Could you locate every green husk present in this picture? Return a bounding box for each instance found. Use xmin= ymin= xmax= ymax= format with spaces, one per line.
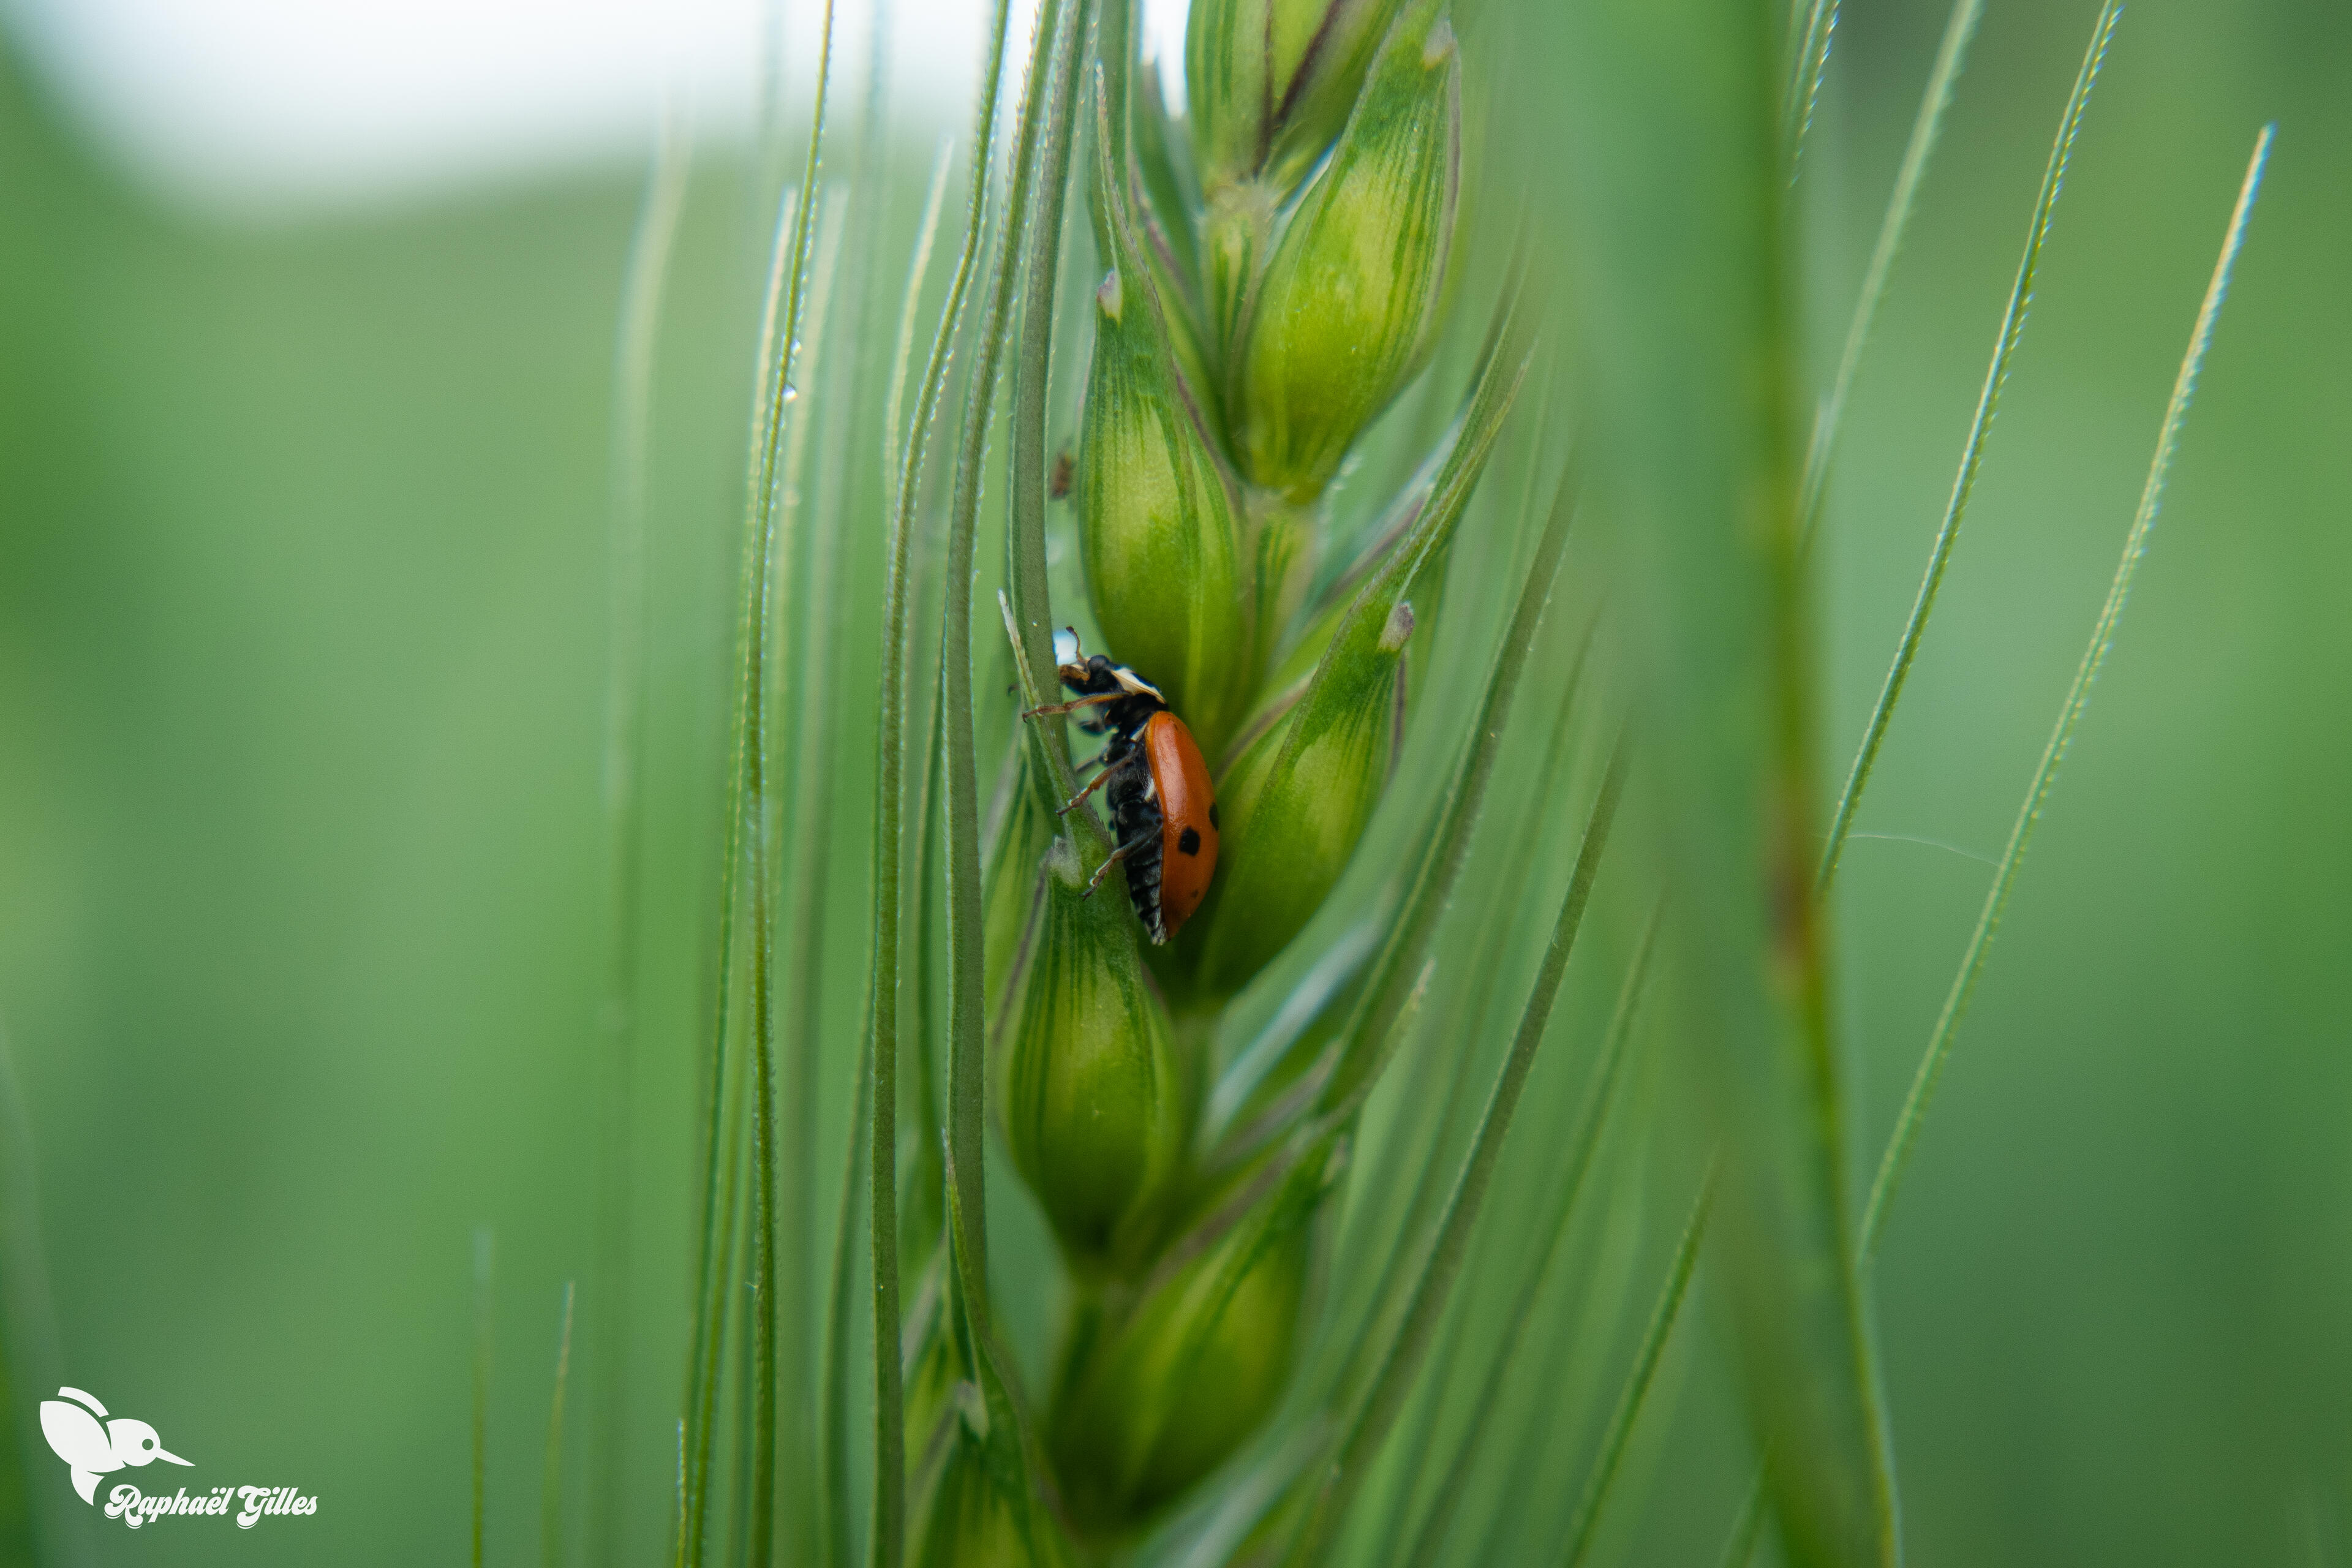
xmin=1179 ymin=289 xmax=1531 ymax=1006
xmin=1230 ymin=0 xmax=1461 ymax=503
xmin=1002 ymin=839 xmax=1187 ymax=1270
xmin=1077 ymin=74 xmax=1256 ymax=756
xmin=1048 ymin=1151 xmax=1327 ymax=1536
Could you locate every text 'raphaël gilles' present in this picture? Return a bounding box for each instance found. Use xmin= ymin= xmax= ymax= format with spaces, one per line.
xmin=105 ymin=1483 xmax=320 ymax=1529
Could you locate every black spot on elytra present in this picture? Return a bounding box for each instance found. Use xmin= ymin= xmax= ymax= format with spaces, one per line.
xmin=1178 ymin=826 xmax=1202 ymax=856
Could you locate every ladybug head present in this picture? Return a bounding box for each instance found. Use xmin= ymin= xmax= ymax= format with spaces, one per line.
xmin=1054 ymin=633 xmax=1164 ymax=707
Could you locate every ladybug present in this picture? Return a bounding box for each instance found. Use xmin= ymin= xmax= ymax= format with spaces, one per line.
xmin=1025 ymin=635 xmax=1219 ymax=943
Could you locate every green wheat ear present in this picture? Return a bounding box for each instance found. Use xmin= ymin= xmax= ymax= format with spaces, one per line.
xmin=564 ymin=0 xmax=2283 ymax=1564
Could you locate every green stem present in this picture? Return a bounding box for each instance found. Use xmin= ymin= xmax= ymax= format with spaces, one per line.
xmin=1700 ymin=124 xmax=2271 ymax=1564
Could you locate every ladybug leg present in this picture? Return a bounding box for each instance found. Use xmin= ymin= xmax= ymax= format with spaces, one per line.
xmin=1082 ymin=830 xmax=1156 ymax=898
xmin=1023 ymin=692 xmax=1124 ymax=720
xmin=1056 ymin=750 xmax=1139 ymax=816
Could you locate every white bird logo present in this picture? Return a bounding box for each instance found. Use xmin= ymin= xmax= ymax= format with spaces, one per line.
xmin=38 ymin=1387 xmax=191 ymax=1504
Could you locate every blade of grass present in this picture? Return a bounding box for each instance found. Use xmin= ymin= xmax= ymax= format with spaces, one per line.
xmin=1308 ymin=379 xmax=1550 ymax=1117
xmin=1316 ymin=647 xmax=1611 ymax=1374
xmin=1784 ymin=0 xmax=1837 ymax=175
xmin=674 ymin=1419 xmax=688 ymax=1564
xmin=543 ymin=1283 xmax=577 ymax=1568
xmin=680 ymin=183 xmax=796 ymax=1568
xmin=853 ymin=116 xmax=970 ymax=1568
xmin=726 ymin=1254 xmax=758 ymax=1568
xmin=684 ymin=0 xmax=839 ymax=1548
xmin=1359 ymin=888 xmax=1577 ymax=1568
xmin=921 ymin=5 xmax=1085 ymax=1540
xmin=908 ymin=680 xmax=951 ymax=1259
xmin=1860 ymin=123 xmax=2275 ymax=1257
xmin=775 ymin=190 xmax=854 ymax=1568
xmin=938 ymin=1134 xmax=1063 ymax=1562
xmin=684 ymin=980 xmax=755 ymax=1564
xmin=1798 ymin=0 xmax=1983 ymax=556
xmin=1556 ymin=1170 xmax=1716 ymax=1568
xmin=1209 ymin=440 xmax=1569 ymax=1234
xmin=1003 ymin=0 xmax=1104 ymax=813
xmin=1362 ymin=1267 xmax=1477 ymax=1568
xmin=1316 ymin=620 xmax=1607 ymax=1421
xmin=1284 ymin=736 xmax=1628 ymax=1564
xmin=796 ymin=20 xmax=903 ymax=1537
xmin=1205 ymin=911 xmax=1383 ymax=1144
xmin=1455 ymin=1158 xmax=1650 ymax=1566
xmin=1719 ymin=1473 xmax=1771 ymax=1568
xmin=1398 ymin=904 xmax=1663 ymax=1568
xmin=942 ymin=0 xmax=1069 ymax=1350
xmin=899 ymin=26 xmax=1015 ymax=1306
xmin=750 ymin=15 xmax=840 ymax=1566
xmin=823 ymin=1012 xmax=873 ymax=1568
xmin=592 ymin=97 xmax=688 ymax=1568
xmin=884 ymin=145 xmax=958 ymax=525
xmin=1259 ymin=480 xmax=1588 ymax=1430
xmin=473 ymin=1227 xmax=493 ymax=1568
xmin=1817 ymin=2 xmax=2120 ymax=895
xmin=1319 ymin=951 xmax=1486 ymax=1410
xmin=1164 ymin=1421 xmax=1327 ymax=1568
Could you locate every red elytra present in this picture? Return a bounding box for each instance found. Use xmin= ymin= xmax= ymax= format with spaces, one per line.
xmin=1140 ymin=710 xmax=1218 ymax=934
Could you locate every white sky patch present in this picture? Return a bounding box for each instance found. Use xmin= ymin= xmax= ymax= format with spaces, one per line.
xmin=1144 ymin=0 xmax=1188 ymax=111
xmin=2 ymin=0 xmax=1195 ymax=221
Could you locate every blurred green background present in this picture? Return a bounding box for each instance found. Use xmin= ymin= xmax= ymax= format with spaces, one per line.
xmin=1 ymin=1 xmax=2345 ymax=1563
